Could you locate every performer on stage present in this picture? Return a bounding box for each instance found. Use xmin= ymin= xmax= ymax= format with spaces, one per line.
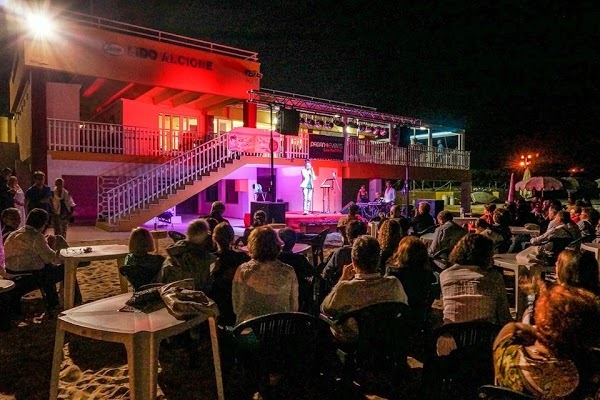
xmin=300 ymin=160 xmax=316 ymax=215
xmin=356 ymin=184 xmax=369 ymax=203
xmin=384 ymin=180 xmax=396 ymax=204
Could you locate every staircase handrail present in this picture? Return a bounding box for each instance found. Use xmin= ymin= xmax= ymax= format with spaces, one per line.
xmin=102 ymin=133 xmax=232 ymax=225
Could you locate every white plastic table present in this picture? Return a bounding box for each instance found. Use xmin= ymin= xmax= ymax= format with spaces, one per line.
xmin=493 ymin=253 xmax=554 ymax=320
xmin=509 ymin=226 xmax=540 ymax=237
xmin=60 ymin=244 xmax=130 ymax=309
xmin=49 ymin=293 xmax=224 ymax=400
xmin=581 ymin=242 xmax=600 ymax=269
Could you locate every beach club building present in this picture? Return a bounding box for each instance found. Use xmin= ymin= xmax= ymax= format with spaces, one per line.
xmin=4 ymin=9 xmax=471 ymax=231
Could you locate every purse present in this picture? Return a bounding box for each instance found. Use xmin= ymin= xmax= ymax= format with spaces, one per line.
xmin=159 ymin=278 xmax=219 ymax=320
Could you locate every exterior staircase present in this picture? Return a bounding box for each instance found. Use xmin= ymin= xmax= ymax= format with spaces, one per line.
xmin=96 ymin=133 xmax=243 ymax=231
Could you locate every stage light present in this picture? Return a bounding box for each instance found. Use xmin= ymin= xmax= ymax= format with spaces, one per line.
xmin=333 ymin=118 xmax=344 ymax=127
xmin=315 ymin=120 xmax=324 ymax=128
xmin=299 ymin=117 xmax=306 ymax=124
xmin=347 ymin=120 xmax=358 ymax=129
xmin=307 ymin=118 xmax=315 ymax=126
xmin=365 ymin=126 xmax=373 ymax=134
xmin=325 ymin=121 xmax=334 ymax=130
xmin=27 ymin=13 xmax=55 ymax=38
xmin=358 ymin=125 xmax=366 ymax=133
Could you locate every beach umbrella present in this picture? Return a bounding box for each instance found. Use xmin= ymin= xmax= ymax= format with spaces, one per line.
xmin=515 ymin=176 xmax=563 ymax=191
xmin=507 ymin=172 xmax=515 ymax=202
xmin=560 ymin=177 xmax=580 ymax=191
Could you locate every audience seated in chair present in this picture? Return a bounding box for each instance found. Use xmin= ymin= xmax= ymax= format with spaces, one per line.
xmin=120 ymin=227 xmax=165 ymax=291
xmin=158 ymin=218 xmax=216 ymax=293
xmin=411 ymin=202 xmax=436 ymax=235
xmin=440 ymin=234 xmax=512 ymax=325
xmin=493 ymin=285 xmax=600 ymax=399
xmin=429 ymin=210 xmax=467 ymax=262
xmin=321 ymin=219 xmax=367 ymax=295
xmin=321 ymin=235 xmax=407 ymax=343
xmin=235 ymin=210 xmax=267 ymax=247
xmin=1 ymin=208 xmax=21 ymax=243
xmin=277 ymin=227 xmax=317 ymax=314
xmin=3 ymin=208 xmax=81 ymax=313
xmin=336 ymin=204 xmax=363 ymax=243
xmin=377 ymin=219 xmax=403 ymax=272
xmin=201 ymin=201 xmax=229 ymax=225
xmin=232 ymin=226 xmax=298 ymax=325
xmin=208 ymin=222 xmax=249 ymax=327
xmin=530 ymin=210 xmax=581 ymax=250
xmin=386 ymin=236 xmax=438 ymax=330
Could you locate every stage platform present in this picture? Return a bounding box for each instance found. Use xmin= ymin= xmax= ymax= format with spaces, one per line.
xmin=244 ymin=211 xmax=345 ymax=233
xmin=285 ymin=211 xmax=345 ymax=233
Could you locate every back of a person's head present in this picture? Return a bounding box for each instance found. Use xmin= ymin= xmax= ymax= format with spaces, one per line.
xmin=352 ymin=235 xmax=380 ymax=273
xmin=557 ymin=210 xmax=571 ymax=224
xmin=349 ymin=204 xmax=360 ymax=216
xmin=493 ymin=208 xmax=510 ymax=226
xmin=535 ymin=285 xmax=600 ymax=358
xmin=549 ymin=199 xmax=562 ymax=209
xmin=129 ymin=227 xmax=154 ymax=254
xmin=205 ymin=217 xmax=219 ymax=232
xmin=419 ymin=202 xmax=431 ymax=214
xmin=248 ymin=226 xmax=281 ymax=261
xmin=484 ymin=203 xmax=497 ymax=213
xmin=391 ymin=205 xmax=402 ymax=218
xmin=26 ymin=208 xmax=49 ymax=230
xmin=437 ymin=210 xmax=453 ymax=223
xmin=346 ymin=219 xmax=367 ymax=242
xmin=449 ymin=233 xmax=493 ymax=268
xmin=378 ymin=219 xmax=402 ymax=252
xmin=556 ymin=249 xmax=599 ymax=293
xmin=392 ymin=235 xmax=429 ymax=270
xmin=474 ymin=218 xmax=490 ymax=231
xmin=211 ymin=201 xmax=225 ymax=215
xmin=213 ymin=222 xmax=234 ymax=250
xmin=1 ymin=207 xmax=20 ymax=226
xmin=253 ymin=210 xmax=267 ymax=226
xmin=278 ymin=227 xmax=297 ymax=252
xmin=187 ymin=219 xmax=210 ymax=244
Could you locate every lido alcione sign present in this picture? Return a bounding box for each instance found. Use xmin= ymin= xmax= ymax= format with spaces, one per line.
xmin=103 ymin=42 xmax=214 ymax=71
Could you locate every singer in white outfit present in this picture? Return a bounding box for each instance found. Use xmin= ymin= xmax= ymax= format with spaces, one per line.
xmin=300 ymin=160 xmax=316 ymax=215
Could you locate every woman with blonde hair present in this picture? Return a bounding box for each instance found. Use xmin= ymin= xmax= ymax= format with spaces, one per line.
xmin=121 ymin=227 xmax=165 ymax=289
xmin=377 ymin=218 xmax=403 ymax=271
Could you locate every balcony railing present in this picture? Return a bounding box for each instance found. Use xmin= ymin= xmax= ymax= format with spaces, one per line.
xmin=48 ymin=118 xmax=469 ymax=170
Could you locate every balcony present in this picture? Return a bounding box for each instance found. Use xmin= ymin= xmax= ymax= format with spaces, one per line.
xmin=47 ymin=119 xmax=470 ymax=170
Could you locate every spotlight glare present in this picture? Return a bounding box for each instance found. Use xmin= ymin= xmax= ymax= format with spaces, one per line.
xmin=27 ymin=13 xmax=55 ymax=38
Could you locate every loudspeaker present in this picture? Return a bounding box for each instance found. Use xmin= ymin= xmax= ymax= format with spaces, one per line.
xmin=276 ymin=109 xmax=300 ymax=135
xmin=340 ymin=201 xmax=355 ymax=215
xmin=251 ymin=201 xmax=287 ymax=223
xmin=414 ymin=199 xmax=444 ymax=219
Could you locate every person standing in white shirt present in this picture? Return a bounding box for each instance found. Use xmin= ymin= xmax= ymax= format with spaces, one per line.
xmin=300 ymin=160 xmax=316 ymax=215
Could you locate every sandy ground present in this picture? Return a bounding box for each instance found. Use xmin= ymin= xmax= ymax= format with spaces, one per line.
xmin=0 ymin=225 xmax=438 ymax=400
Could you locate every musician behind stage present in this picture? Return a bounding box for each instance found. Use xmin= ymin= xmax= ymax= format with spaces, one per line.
xmin=356 ymin=184 xmax=369 ymax=203
xmin=300 ymin=159 xmax=316 ymax=215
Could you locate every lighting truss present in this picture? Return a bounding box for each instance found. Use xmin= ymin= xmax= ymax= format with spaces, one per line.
xmin=249 ymin=89 xmax=421 ymax=126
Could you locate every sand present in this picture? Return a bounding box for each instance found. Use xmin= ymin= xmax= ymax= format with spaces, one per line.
xmin=0 ymin=237 xmax=434 ymax=400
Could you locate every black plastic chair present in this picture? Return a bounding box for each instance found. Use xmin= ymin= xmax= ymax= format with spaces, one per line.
xmin=231 ymin=312 xmax=326 ymax=399
xmin=299 ymin=228 xmax=330 ymax=266
xmin=421 ymin=321 xmax=502 ymax=400
xmin=119 ymin=264 xmax=162 ymax=291
xmin=333 ymin=302 xmax=411 ymax=398
xmin=167 ymin=230 xmax=186 ymax=243
xmin=478 ymin=385 xmax=534 ymax=399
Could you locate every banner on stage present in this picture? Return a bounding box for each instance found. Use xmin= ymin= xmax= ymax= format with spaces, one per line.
xmin=228 ymin=128 xmax=280 ymax=153
xmin=308 ymin=134 xmax=345 ymax=160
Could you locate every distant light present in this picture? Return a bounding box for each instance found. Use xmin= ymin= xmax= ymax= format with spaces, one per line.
xmin=418 ymin=126 xmax=428 ymax=130
xmin=27 ymin=13 xmax=55 ymax=38
xmin=272 ymin=117 xmax=278 ymax=124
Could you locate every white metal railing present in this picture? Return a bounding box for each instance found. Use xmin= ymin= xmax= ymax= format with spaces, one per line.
xmin=93 ymin=128 xmax=469 ymax=225
xmin=48 ymin=119 xmax=204 ymax=156
xmin=102 ymin=133 xmax=232 ymax=225
xmin=49 ymin=118 xmax=470 ymax=170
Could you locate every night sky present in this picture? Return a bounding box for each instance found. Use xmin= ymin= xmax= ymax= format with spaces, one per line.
xmin=1 ymin=0 xmax=599 ymax=174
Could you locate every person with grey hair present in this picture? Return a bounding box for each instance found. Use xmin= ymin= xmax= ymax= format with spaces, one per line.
xmin=530 ymin=210 xmax=580 ymax=247
xmin=429 ymin=210 xmax=467 ymax=258
xmin=158 ymin=218 xmax=217 ymax=292
xmin=321 ymin=235 xmax=407 ymax=342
